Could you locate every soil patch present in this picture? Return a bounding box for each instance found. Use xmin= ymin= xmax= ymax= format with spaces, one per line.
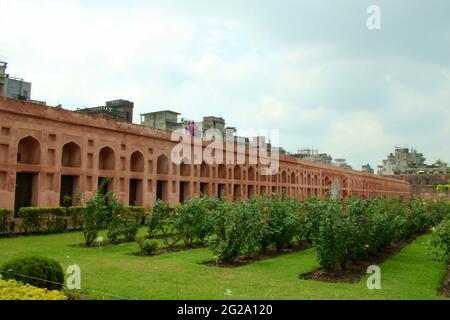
xmin=133 ymin=244 xmax=205 ymax=257
xmin=300 ymin=235 xmax=419 ymax=283
xmin=438 ymin=266 xmax=450 ymax=297
xmin=71 ymin=240 xmax=135 ymax=248
xmin=201 ymin=241 xmax=312 ymax=268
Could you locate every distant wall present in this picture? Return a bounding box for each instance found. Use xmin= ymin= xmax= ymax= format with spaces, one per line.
xmin=0 ymin=97 xmax=411 ymax=210
xmin=386 ymin=173 xmax=450 ymax=199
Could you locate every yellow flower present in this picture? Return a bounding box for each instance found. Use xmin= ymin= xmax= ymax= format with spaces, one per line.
xmin=0 ymin=277 xmax=67 ymax=300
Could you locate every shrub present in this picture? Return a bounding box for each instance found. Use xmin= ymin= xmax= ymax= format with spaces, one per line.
xmin=0 ymin=276 xmax=67 ymax=300
xmin=83 ymin=179 xmax=124 ymax=246
xmin=67 ymin=206 xmax=85 ymax=230
xmin=107 ymin=214 xmax=140 ymax=242
xmin=426 ymin=200 xmax=450 ymax=225
xmin=342 ymin=197 xmax=373 ymax=262
xmin=122 ymin=206 xmax=146 ymax=225
xmin=253 ymin=196 xmax=301 ymax=252
xmin=429 ymin=217 xmax=450 ymax=263
xmin=174 ymin=196 xmax=216 ymax=246
xmin=297 ymin=198 xmax=328 ymax=243
xmin=148 ymin=200 xmax=181 ymax=248
xmin=408 ymin=199 xmax=431 ymax=234
xmin=0 ymin=209 xmax=13 ymax=235
xmin=312 ymin=200 xmax=355 ymax=271
xmin=1 ymin=256 xmax=64 ymax=291
xmin=207 ymin=200 xmax=265 ymax=262
xmin=138 ymin=239 xmax=158 ymax=255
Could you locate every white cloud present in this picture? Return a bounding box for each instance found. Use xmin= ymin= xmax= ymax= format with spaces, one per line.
xmin=1 ymin=0 xmax=449 ymax=169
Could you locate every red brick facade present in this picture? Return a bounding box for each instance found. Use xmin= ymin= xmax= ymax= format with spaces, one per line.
xmin=386 ymin=174 xmax=450 ymax=200
xmin=0 ymin=98 xmax=410 ymax=210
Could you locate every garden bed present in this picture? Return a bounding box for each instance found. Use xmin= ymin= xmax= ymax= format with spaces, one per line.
xmin=201 ymin=241 xmax=312 ymax=268
xmin=300 ymin=235 xmax=419 ymax=283
xmin=71 ymin=239 xmax=136 ymax=248
xmin=133 ymin=244 xmax=205 ymax=257
xmin=438 ymin=266 xmax=450 ymax=297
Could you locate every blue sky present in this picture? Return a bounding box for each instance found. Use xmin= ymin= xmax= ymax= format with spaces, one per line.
xmin=1 ymin=0 xmax=449 ymax=169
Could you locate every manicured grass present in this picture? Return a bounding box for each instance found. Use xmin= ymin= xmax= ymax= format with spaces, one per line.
xmin=0 ymin=229 xmax=447 ymax=300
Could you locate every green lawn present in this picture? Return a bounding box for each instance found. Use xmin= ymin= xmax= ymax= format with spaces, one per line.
xmin=0 ymin=229 xmax=447 ymax=300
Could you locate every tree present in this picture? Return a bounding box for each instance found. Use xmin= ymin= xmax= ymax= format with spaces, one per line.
xmin=435 ymin=159 xmax=447 ymax=166
xmin=83 ymin=178 xmax=124 ymax=246
xmin=436 ymin=180 xmax=450 ymax=196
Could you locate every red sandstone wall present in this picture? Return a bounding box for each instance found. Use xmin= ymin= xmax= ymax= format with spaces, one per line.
xmin=0 ymin=98 xmax=411 ymax=210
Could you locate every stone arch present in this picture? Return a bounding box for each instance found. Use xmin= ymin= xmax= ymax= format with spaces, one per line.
xmin=234 ymin=165 xmax=242 ymax=180
xmin=291 ymin=172 xmax=296 ymax=184
xmin=17 ymin=136 xmax=40 ymax=164
xmin=62 ymin=142 xmax=81 ymax=167
xmin=157 ymin=154 xmax=169 ymax=175
xmin=306 ymin=174 xmax=311 ymax=185
xmin=248 ymin=167 xmax=255 ymax=181
xmin=99 ymin=147 xmax=115 ymax=170
xmin=130 ymin=151 xmax=144 ymax=172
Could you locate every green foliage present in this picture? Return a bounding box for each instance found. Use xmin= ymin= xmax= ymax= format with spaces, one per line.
xmin=298 ymin=198 xmax=331 ymax=244
xmin=18 ymin=207 xmax=67 ymax=234
xmin=83 ymin=179 xmax=124 ymax=246
xmin=123 ymin=206 xmax=147 ymax=224
xmin=148 ymin=200 xmax=181 ymax=248
xmin=173 ymin=196 xmax=218 ymax=246
xmin=207 ymin=201 xmax=261 ymax=262
xmin=436 ymin=183 xmax=450 ymax=193
xmin=311 ymin=197 xmax=448 ymax=271
xmin=1 ymin=256 xmax=64 ymax=291
xmin=429 ymin=217 xmax=450 ymax=263
xmin=426 ymin=199 xmax=450 ymax=224
xmin=254 ymin=196 xmax=301 ymax=252
xmin=0 ymin=209 xmax=13 ymax=235
xmin=138 ymin=239 xmax=158 ymax=255
xmin=107 ymin=214 xmax=140 ymax=242
xmin=314 ymin=210 xmax=353 ymax=271
xmin=67 ymin=206 xmax=85 ymax=230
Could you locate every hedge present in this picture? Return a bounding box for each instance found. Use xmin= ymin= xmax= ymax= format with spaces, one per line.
xmin=18 ymin=207 xmax=67 ymax=234
xmin=2 ymin=205 xmax=148 ymax=235
xmin=67 ymin=206 xmax=85 ymax=230
xmin=0 ymin=209 xmax=13 ymax=235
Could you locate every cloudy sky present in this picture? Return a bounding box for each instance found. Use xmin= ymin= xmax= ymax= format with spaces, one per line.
xmin=1 ymin=0 xmax=449 ymax=169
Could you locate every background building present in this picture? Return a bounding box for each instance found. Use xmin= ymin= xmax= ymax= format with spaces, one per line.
xmin=378 ymin=147 xmax=449 ymax=199
xmin=361 ymin=163 xmax=375 ymax=174
xmin=333 ymin=158 xmax=352 ymax=170
xmin=77 ymin=99 xmax=134 ymax=123
xmin=0 ymin=61 xmax=32 ymax=101
xmin=291 ymin=149 xmax=333 ymax=165
xmin=378 ymin=147 xmax=447 ymax=175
